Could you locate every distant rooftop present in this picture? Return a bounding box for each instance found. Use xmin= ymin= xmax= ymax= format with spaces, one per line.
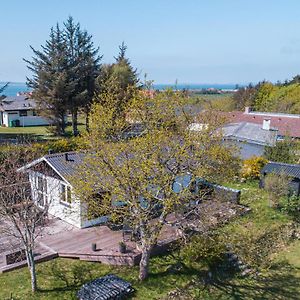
xmin=224 ymin=107 xmax=300 ymax=138
xmin=222 ymin=122 xmax=277 ymax=146
xmin=0 ymin=95 xmax=37 ymax=111
xmin=247 ymin=111 xmax=300 ymax=119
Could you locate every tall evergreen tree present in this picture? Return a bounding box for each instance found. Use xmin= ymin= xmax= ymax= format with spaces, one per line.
xmin=25 ymin=17 xmax=101 ymax=136
xmin=25 ymin=25 xmax=72 ymax=135
xmin=63 ymin=17 xmax=101 ymax=135
xmin=95 ymin=42 xmax=138 ymax=119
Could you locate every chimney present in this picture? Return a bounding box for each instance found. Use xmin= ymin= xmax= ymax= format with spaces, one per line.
xmin=244 ymin=106 xmax=252 ymax=114
xmin=262 ymin=119 xmax=271 ymax=130
xmin=65 ymin=153 xmax=74 ymax=162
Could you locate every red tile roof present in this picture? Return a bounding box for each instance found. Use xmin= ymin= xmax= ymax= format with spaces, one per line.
xmin=224 ymin=111 xmax=300 ymax=138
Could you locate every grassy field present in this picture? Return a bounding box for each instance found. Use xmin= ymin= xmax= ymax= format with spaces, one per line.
xmin=0 ymin=181 xmax=299 ymax=300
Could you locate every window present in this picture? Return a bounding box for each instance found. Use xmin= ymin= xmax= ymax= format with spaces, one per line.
xmin=35 ymin=176 xmax=47 ymax=207
xmin=32 ymin=110 xmax=37 ymax=116
xmin=19 ymin=110 xmax=27 ymax=117
xmin=60 ymin=184 xmax=72 ymax=205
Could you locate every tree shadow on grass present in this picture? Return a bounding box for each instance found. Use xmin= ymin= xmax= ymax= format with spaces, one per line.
xmin=148 ymin=254 xmax=300 ymax=300
xmin=193 ymin=261 xmax=300 ymax=300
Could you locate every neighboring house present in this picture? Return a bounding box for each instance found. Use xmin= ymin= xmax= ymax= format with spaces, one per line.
xmin=260 ymin=162 xmax=300 ymax=196
xmin=0 ymin=95 xmax=50 ymax=127
xmin=221 ymin=121 xmax=278 ymax=159
xmin=222 ymin=107 xmax=300 ymax=159
xmin=19 ymin=151 xmax=241 ymax=229
xmin=189 ymin=117 xmax=278 ymax=159
xmin=226 ymin=107 xmax=300 ymax=139
xmin=190 ymin=107 xmax=300 ymax=159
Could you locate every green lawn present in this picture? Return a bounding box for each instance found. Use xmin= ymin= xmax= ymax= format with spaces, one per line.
xmin=0 ymin=120 xmax=86 ymax=140
xmin=0 ymin=126 xmax=49 ymax=135
xmin=0 ymin=181 xmax=299 ymax=300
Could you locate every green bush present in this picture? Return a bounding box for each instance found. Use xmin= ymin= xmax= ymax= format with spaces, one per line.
xmin=241 ymin=156 xmax=268 ymax=180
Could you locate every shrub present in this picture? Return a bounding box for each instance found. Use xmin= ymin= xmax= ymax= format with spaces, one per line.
xmin=181 ymin=234 xmax=226 ymax=271
xmin=281 ymin=193 xmax=300 ymax=222
xmin=241 ymin=156 xmax=268 ymax=180
xmin=264 ymin=172 xmax=290 ymax=208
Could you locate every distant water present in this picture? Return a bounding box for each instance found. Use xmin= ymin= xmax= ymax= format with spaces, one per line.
xmin=153 ymin=83 xmax=240 ymax=90
xmin=1 ymin=82 xmax=240 ymax=97
xmin=0 ymin=82 xmax=31 ymax=96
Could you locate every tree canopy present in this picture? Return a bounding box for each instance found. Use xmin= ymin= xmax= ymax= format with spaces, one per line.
xmin=231 ymin=78 xmax=300 ymax=114
xmin=72 ymin=90 xmax=239 ymax=280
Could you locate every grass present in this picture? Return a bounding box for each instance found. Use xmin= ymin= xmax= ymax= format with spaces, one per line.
xmin=0 ymin=117 xmax=87 ymax=140
xmin=0 ymin=256 xmax=193 ymax=300
xmin=0 ymin=181 xmax=300 ymax=299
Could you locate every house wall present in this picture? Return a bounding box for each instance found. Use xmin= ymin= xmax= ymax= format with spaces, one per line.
xmin=28 ymin=171 xmax=107 ymax=228
xmin=2 ymin=111 xmax=50 ymax=127
xmin=29 ymin=171 xmax=82 ymax=227
xmin=225 ymin=140 xmax=266 ymax=159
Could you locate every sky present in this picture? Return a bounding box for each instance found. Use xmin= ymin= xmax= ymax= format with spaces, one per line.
xmin=1 ymin=0 xmax=300 ymax=84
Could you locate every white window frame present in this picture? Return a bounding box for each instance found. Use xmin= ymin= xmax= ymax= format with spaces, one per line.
xmin=35 ymin=174 xmax=48 ymax=208
xmin=60 ymin=183 xmax=72 ymax=206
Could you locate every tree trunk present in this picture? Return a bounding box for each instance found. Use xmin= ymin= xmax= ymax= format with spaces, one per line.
xmin=26 ymin=249 xmax=37 ymax=292
xmin=61 ymin=112 xmax=66 ymax=135
xmin=72 ymin=108 xmax=78 ymax=136
xmin=139 ymin=245 xmax=152 ymax=281
xmin=85 ymin=110 xmax=90 ymax=133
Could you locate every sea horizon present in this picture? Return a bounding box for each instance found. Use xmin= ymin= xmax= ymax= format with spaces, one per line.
xmin=0 ymin=81 xmax=247 ymax=97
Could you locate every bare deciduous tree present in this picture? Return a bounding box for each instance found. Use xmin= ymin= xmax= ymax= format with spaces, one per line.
xmin=0 ymin=151 xmax=50 ymax=292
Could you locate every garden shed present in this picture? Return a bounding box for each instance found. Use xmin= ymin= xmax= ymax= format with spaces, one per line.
xmin=260 ymin=162 xmax=300 ymax=196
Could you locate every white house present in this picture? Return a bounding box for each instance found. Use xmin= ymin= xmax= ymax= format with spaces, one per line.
xmin=0 ymin=95 xmax=51 ymax=127
xmin=19 ymin=151 xmax=241 ymax=229
xmin=18 ymin=152 xmax=107 ymax=228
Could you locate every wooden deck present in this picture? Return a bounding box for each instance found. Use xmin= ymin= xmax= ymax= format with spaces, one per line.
xmin=0 ymin=200 xmax=244 ymax=273
xmin=0 ymin=217 xmax=178 ymax=273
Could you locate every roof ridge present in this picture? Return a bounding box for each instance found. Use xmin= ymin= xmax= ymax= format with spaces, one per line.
xmin=268 ymin=161 xmax=300 ymax=168
xmin=44 ymin=151 xmax=79 ymax=159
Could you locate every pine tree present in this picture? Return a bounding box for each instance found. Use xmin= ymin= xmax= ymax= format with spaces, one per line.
xmin=113 ymin=42 xmax=138 ymax=88
xmin=25 ymin=17 xmax=101 ymax=136
xmin=25 ymin=25 xmax=72 ymax=135
xmin=95 ymin=42 xmax=138 ymax=119
xmin=63 ymin=17 xmax=101 ymax=135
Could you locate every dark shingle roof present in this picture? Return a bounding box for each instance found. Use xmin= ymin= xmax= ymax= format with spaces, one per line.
xmin=0 ymin=95 xmax=37 ymax=111
xmin=77 ymin=274 xmax=134 ymax=300
xmin=44 ymin=152 xmax=86 ymax=179
xmin=261 ymin=162 xmax=300 ymax=179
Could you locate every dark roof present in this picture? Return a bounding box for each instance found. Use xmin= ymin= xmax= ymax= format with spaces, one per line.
xmin=0 ymin=95 xmax=37 ymax=111
xmin=44 ymin=152 xmax=86 ymax=179
xmin=18 ymin=151 xmax=86 ymax=183
xmin=77 ymin=274 xmax=134 ymax=300
xmin=261 ymin=162 xmax=300 ymax=179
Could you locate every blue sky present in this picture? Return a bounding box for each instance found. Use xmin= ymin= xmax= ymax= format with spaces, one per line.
xmin=1 ymin=0 xmax=300 ymax=84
